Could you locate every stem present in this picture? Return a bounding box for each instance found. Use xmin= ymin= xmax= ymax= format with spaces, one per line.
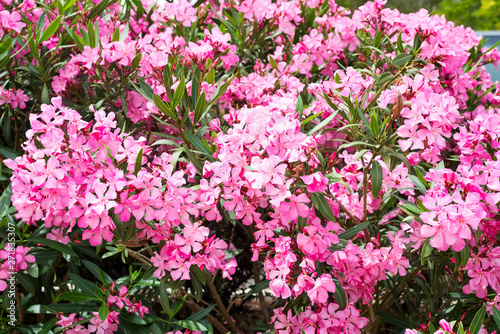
xmin=181 ymin=289 xmax=230 ymax=334
xmin=204 ymin=272 xmax=241 ymax=334
xmin=377 ymin=264 xmax=423 ymax=309
xmin=128 ymin=249 xmax=231 ymax=333
xmin=252 ymin=261 xmax=271 ymax=324
xmin=16 ymin=284 xmax=23 ymax=325
xmin=127 ymin=248 xmax=151 ymax=266
xmin=323 ymin=191 xmax=362 ymax=226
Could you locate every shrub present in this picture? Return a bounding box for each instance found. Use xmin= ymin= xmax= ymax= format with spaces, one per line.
xmin=1 ymin=0 xmax=500 ymax=333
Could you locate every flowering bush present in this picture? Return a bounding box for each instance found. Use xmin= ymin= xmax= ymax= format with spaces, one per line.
xmin=1 ymin=0 xmax=500 ymax=333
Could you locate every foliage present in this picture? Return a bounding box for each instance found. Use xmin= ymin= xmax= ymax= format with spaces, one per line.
xmin=436 ymin=0 xmax=500 ymax=30
xmin=0 ymin=0 xmax=500 ymax=333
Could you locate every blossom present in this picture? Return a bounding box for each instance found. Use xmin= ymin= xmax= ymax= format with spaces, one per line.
xmin=301 ymin=172 xmax=328 ymax=193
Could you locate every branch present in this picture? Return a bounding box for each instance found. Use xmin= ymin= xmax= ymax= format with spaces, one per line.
xmin=181 ymin=288 xmax=231 ymax=334
xmin=204 ymin=272 xmax=241 ymax=334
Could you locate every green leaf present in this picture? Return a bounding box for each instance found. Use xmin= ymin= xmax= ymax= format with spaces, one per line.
xmin=119 ymin=312 xmax=148 ymax=325
xmin=190 ymin=267 xmax=205 ymax=302
xmin=131 ymin=52 xmax=142 ymax=69
xmin=371 ymin=160 xmax=382 ymax=198
xmin=186 ymin=305 xmax=216 ymax=322
xmin=374 ymin=30 xmax=381 ymax=47
xmin=99 ymin=302 xmax=109 ymax=321
xmin=192 ymin=67 xmax=201 ymax=109
xmin=28 ymin=28 xmax=40 ymax=60
xmin=68 ymin=273 xmax=99 ymax=296
xmin=376 ymin=311 xmax=416 ymax=329
xmin=184 ymin=147 xmax=204 ymax=173
xmin=82 ymin=260 xmax=113 ymax=284
xmin=296 ymin=95 xmax=304 ymax=120
xmin=41 ymin=84 xmax=50 ymax=104
xmin=134 ymin=148 xmax=143 ymax=176
xmin=408 ymin=175 xmax=426 ymax=194
xmin=45 ymin=303 xmax=97 ymax=313
xmin=397 ymin=32 xmax=404 ymax=54
xmin=373 ymin=72 xmax=395 ymax=86
xmin=185 ymin=131 xmax=213 ymax=157
xmin=193 ymin=92 xmax=207 ymax=125
xmin=40 ymin=16 xmax=62 ymax=43
xmin=310 ymin=192 xmax=335 ymax=222
xmin=469 ymin=304 xmax=486 ymax=334
xmin=413 ymin=166 xmax=429 ymax=189
xmin=460 ymin=243 xmax=470 ymax=267
xmin=112 ymin=26 xmax=120 ymax=41
xmin=421 ymin=238 xmax=432 ymax=264
xmin=301 ymin=110 xmax=324 ymax=127
xmin=88 ymin=0 xmax=109 ymax=20
xmin=63 ymin=0 xmax=78 ymax=11
xmin=206 ymin=68 xmax=215 ymax=84
xmin=26 ymin=238 xmax=79 ymax=260
xmin=174 ymin=320 xmax=207 ymax=331
xmin=172 ymin=76 xmax=186 ymax=108
xmin=332 ymin=279 xmax=347 ymax=309
xmin=307 ymin=110 xmax=338 ymax=135
xmin=17 ymin=272 xmax=37 ymax=295
xmin=269 ymin=56 xmax=278 ymax=70
xmin=0 ymin=184 xmax=13 ymax=219
xmin=38 ymin=318 xmax=57 ymax=334
xmin=493 ymin=307 xmax=500 ymax=329
xmin=171 ymin=294 xmax=187 ymax=316
xmin=160 ymin=277 xmax=171 ymax=314
xmin=392 ymin=53 xmax=413 ymax=66
xmin=27 ymin=263 xmax=39 ymax=278
xmin=338 ymin=222 xmax=369 ymax=239
xmin=138 ymin=78 xmax=154 ymax=101
xmin=223 ymin=249 xmax=243 ymax=259
xmin=386 ymin=150 xmax=410 ymax=169
xmin=36 ymin=13 xmax=46 ymax=39
xmin=370 ymin=110 xmax=380 ymax=137
xmin=452 ymin=250 xmax=462 ymax=272
xmin=54 ymin=291 xmax=100 ymax=303
xmin=244 ymin=280 xmax=270 ymax=299
xmin=153 ymin=94 xmax=177 ymax=121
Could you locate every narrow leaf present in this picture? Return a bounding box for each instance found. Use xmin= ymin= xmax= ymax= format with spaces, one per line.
xmin=469 ymin=304 xmax=486 ymax=334
xmin=493 ymin=307 xmax=500 ymax=329
xmin=54 ymin=291 xmax=100 ymax=303
xmin=68 ymin=273 xmax=99 ymax=296
xmin=174 ymin=320 xmax=207 ymax=331
xmin=371 ymin=160 xmax=382 ymax=198
xmin=244 ymin=280 xmax=270 ymax=299
xmin=296 ymin=95 xmax=304 ymax=120
xmin=134 ymin=148 xmax=143 ymax=176
xmin=40 ymin=16 xmax=62 ymax=43
xmin=376 ymin=312 xmax=416 ymax=329
xmin=333 ymin=279 xmax=347 ymax=309
xmin=172 ymin=76 xmax=186 ymax=108
xmin=338 ymin=222 xmax=369 ymax=240
xmin=185 ymin=131 xmax=212 ymax=157
xmin=421 ymin=238 xmax=432 ymax=264
xmin=392 ymin=53 xmax=413 ymax=66
xmin=99 ymin=302 xmax=109 ymax=322
xmin=160 ymin=277 xmax=171 ymax=314
xmin=310 ymin=192 xmax=335 ymax=222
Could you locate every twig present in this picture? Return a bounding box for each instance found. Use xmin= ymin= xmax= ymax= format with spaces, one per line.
xmin=181 ymin=288 xmax=230 ymax=334
xmin=252 ymin=261 xmax=271 ymax=324
xmin=204 ymin=272 xmax=241 ymax=334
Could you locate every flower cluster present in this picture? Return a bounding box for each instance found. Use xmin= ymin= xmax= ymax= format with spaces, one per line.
xmin=3 ymin=0 xmax=500 ymax=332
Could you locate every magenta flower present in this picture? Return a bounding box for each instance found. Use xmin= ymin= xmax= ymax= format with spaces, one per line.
xmin=301 ymin=172 xmax=328 ymax=193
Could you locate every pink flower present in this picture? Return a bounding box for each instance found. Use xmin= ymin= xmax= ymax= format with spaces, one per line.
xmin=0 ymin=10 xmax=26 ymax=33
xmin=301 ymin=172 xmax=328 ymax=193
xmin=307 ymin=274 xmax=336 ymax=305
